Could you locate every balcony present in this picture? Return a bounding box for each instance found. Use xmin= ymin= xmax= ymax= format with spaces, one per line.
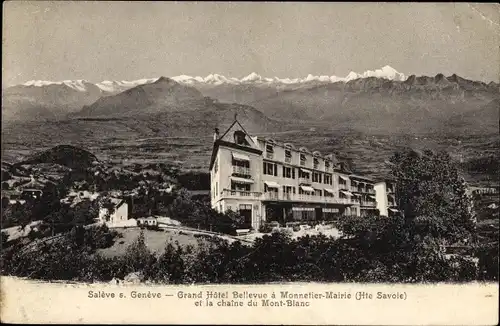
xmin=284 ymin=156 xmax=291 ymax=163
xmin=263 ymin=192 xmax=356 ymax=205
xmin=265 ymin=152 xmax=274 ymax=159
xmin=221 ymin=189 xmax=261 ymax=199
xmin=352 ymin=187 xmax=375 ymax=194
xmin=232 ymin=166 xmax=251 ymax=176
xmin=263 ymin=192 xmax=280 ymax=200
xmin=360 ymin=201 xmax=377 ymax=207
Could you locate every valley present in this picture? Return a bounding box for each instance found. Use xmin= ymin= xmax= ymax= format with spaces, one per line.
xmin=2 ymin=122 xmax=498 ymax=186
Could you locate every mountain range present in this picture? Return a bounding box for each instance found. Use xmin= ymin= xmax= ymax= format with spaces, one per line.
xmin=2 ymin=66 xmax=499 ymax=140
xmin=17 ymin=66 xmax=407 ymax=92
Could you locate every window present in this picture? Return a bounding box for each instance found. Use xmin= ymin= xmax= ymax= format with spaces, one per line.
xmin=298 ymin=169 xmax=310 ymax=179
xmin=239 ymin=204 xmax=252 ymax=210
xmin=231 ymin=181 xmax=250 ymax=192
xmin=285 ymin=149 xmax=292 ymax=163
xmin=324 ymin=174 xmax=332 ymax=185
xmin=300 ymin=154 xmax=306 ymax=166
xmin=232 ymin=159 xmax=249 ymax=168
xmin=313 ymin=158 xmax=319 ymax=169
xmin=282 ymin=166 xmax=293 ymax=178
xmin=314 ymin=189 xmax=322 ymax=197
xmin=266 ymin=144 xmax=274 ymax=159
xmin=325 ymin=160 xmax=330 ymax=170
xmin=264 ymin=184 xmax=278 ymax=193
xmin=312 ymin=172 xmax=322 ymax=183
xmin=233 ymin=131 xmax=249 ymax=146
xmin=298 ymin=187 xmax=312 ymax=195
xmin=263 ymin=162 xmax=277 ymax=176
xmin=232 ymin=158 xmax=250 ymax=176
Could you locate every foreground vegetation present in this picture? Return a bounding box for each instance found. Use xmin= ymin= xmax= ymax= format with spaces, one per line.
xmin=0 ymin=217 xmax=492 ymax=283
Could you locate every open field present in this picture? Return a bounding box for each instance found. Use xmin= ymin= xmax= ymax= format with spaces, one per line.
xmin=97 ymin=227 xmax=209 ymax=257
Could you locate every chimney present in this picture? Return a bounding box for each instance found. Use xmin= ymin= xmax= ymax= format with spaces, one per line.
xmin=213 ymin=128 xmax=220 ymax=142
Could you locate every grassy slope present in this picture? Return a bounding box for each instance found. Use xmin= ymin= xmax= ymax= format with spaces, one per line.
xmin=96 ymin=228 xmax=208 ymax=258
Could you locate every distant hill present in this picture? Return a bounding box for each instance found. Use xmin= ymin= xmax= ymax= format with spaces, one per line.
xmin=2 ymin=81 xmax=108 ymax=121
xmin=75 ymin=77 xmax=207 ymax=118
xmin=70 ymin=77 xmax=282 ymax=135
xmin=16 ymin=145 xmax=98 ymax=170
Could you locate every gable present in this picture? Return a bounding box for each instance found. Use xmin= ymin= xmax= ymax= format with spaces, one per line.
xmin=209 ymin=120 xmax=262 ymax=170
xmin=218 ymin=120 xmax=260 ymax=150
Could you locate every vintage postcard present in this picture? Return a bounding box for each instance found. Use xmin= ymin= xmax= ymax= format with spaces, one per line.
xmin=1 ymin=1 xmax=499 ymax=325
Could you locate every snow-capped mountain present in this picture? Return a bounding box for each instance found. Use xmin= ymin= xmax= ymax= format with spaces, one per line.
xmin=16 ymin=66 xmax=407 ymax=93
xmin=23 ymin=79 xmax=95 ymax=92
xmin=95 ymin=78 xmax=159 ymax=93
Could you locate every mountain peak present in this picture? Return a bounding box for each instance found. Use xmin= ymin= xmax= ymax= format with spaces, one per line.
xmin=241 ymin=72 xmax=262 ymax=82
xmin=381 ymin=65 xmax=398 ymax=73
xmin=155 ymin=76 xmax=175 ymax=84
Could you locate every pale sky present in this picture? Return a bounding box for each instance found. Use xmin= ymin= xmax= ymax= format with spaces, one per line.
xmin=2 ymin=2 xmax=499 ymax=87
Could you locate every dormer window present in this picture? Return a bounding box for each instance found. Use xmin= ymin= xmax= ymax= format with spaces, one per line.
xmin=265 ymin=144 xmax=274 ymax=159
xmin=300 ymin=154 xmax=306 ymax=166
xmin=234 ymin=131 xmax=249 ymax=146
xmin=313 ymin=158 xmax=319 ymax=169
xmin=285 ymin=149 xmax=292 ymax=163
xmin=325 ymin=160 xmax=330 ymax=170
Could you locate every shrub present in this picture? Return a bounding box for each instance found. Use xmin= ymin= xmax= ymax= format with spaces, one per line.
xmin=148 ymin=243 xmax=186 ymax=283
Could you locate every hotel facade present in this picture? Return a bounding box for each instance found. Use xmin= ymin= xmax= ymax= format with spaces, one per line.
xmin=209 ymin=120 xmax=394 ymax=230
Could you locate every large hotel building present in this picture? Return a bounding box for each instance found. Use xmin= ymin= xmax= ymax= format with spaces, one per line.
xmin=209 ymin=119 xmax=397 ymax=230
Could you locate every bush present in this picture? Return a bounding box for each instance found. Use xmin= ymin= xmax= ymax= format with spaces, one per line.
xmin=477 ymin=243 xmax=499 ymax=281
xmin=148 ymin=243 xmax=186 ymax=283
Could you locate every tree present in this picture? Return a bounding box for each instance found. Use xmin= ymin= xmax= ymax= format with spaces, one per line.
xmin=390 ymin=149 xmax=476 ymax=245
xmin=150 ymin=243 xmax=186 ymax=283
xmin=121 ymin=231 xmax=156 ymax=275
xmin=69 ymin=199 xmax=100 ymax=225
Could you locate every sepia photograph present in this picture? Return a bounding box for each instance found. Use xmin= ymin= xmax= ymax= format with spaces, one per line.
xmin=1 ymin=1 xmax=499 ymax=324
